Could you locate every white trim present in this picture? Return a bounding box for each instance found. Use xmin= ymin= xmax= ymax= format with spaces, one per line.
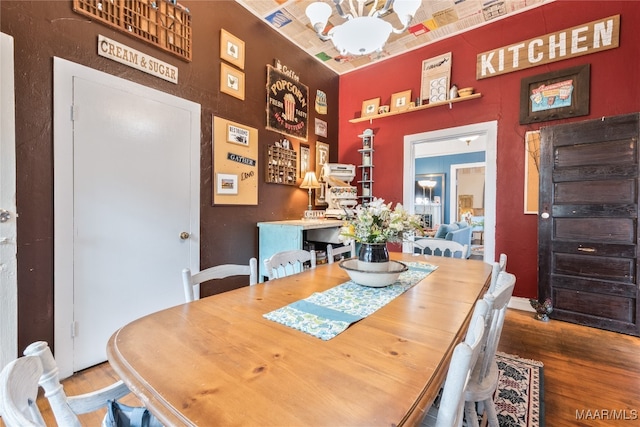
xmin=53 ymin=57 xmax=200 ymax=378
xmin=509 ymin=296 xmax=535 ymax=312
xmin=403 ymin=121 xmax=497 ymax=263
xmin=0 ymin=32 xmax=17 ymax=371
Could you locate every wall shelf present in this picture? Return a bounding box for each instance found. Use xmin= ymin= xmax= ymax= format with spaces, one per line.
xmin=348 ymin=93 xmax=482 ymax=124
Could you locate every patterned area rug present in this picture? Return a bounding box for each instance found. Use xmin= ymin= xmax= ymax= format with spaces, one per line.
xmin=493 ymin=352 xmax=544 ymax=427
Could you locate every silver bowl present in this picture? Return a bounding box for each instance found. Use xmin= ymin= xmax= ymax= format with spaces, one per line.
xmin=339 ymin=259 xmax=408 ymax=287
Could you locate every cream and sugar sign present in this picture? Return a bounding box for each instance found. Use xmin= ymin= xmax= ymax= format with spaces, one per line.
xmin=477 ymin=15 xmax=619 ymax=79
xmin=98 ymin=35 xmax=178 ymax=84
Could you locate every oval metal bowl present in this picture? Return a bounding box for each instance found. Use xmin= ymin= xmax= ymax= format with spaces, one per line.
xmin=339 ymin=259 xmax=408 ymax=287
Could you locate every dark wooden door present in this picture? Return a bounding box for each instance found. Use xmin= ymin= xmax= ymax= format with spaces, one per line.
xmin=539 ymin=113 xmax=640 ymax=336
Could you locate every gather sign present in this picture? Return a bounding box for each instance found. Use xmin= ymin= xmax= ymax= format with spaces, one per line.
xmin=476 ymin=15 xmax=619 ymax=80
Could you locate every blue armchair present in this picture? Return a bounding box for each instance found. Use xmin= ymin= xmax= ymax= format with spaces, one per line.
xmin=433 ymin=221 xmax=473 ymax=258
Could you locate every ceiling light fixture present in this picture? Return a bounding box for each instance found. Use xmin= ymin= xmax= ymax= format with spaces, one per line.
xmin=305 ymin=0 xmax=421 ymax=56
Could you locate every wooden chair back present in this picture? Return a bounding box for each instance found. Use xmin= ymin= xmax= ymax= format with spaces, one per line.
xmin=22 ymin=341 xmax=131 ymax=426
xmin=264 ymin=249 xmax=316 ymax=279
xmin=182 ymin=257 xmax=258 ymax=302
xmin=326 ymin=242 xmax=356 ymax=264
xmin=422 ymin=299 xmax=488 ymax=427
xmin=0 ymin=355 xmax=46 ymax=427
xmin=414 ymin=238 xmax=468 ymax=259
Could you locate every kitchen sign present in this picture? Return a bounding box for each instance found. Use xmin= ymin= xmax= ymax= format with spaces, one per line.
xmin=98 ymin=35 xmax=178 ymax=84
xmin=476 ymin=15 xmax=619 ymax=79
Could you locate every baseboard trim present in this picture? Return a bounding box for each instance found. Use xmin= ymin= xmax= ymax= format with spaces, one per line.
xmin=509 ymin=296 xmax=535 ymax=312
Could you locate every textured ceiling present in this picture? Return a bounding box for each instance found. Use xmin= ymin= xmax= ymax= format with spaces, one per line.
xmin=236 ymin=0 xmax=551 ymax=75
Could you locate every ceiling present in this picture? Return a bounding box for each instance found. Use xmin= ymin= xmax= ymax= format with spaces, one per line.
xmin=236 ymin=0 xmax=551 ymax=75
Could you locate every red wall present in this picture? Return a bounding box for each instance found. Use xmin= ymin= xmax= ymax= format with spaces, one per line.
xmin=338 ymin=1 xmax=640 ymax=298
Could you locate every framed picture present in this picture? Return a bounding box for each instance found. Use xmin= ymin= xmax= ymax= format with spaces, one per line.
xmin=220 ymin=29 xmax=245 ymax=69
xmin=420 ymin=52 xmax=452 ymax=103
xmin=220 ymin=62 xmax=245 ymax=100
xmin=216 ymin=173 xmax=238 ymax=195
xmin=299 ymin=143 xmax=310 ymax=178
xmin=519 ymin=64 xmax=590 ymax=124
xmin=524 ymin=131 xmax=540 ymax=214
xmin=227 ymin=123 xmax=250 ymax=146
xmin=314 ymin=118 xmax=327 ymax=137
xmin=390 ymin=90 xmax=412 ymax=112
xmin=361 ymin=97 xmax=380 ymax=118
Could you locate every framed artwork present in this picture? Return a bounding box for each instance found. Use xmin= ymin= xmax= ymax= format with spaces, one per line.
xmin=390 ymin=90 xmax=412 ymax=112
xmin=220 ymin=62 xmax=245 ymax=100
xmin=212 ymin=116 xmax=258 ymax=205
xmin=524 ymin=131 xmax=541 ymax=214
xmin=216 ymin=173 xmax=238 ymax=195
xmin=299 ymin=143 xmax=310 ymax=178
xmin=315 ymin=141 xmax=330 ymax=205
xmin=266 ymin=65 xmax=309 ymax=141
xmin=315 ymin=118 xmax=327 ymax=137
xmin=227 ymin=123 xmax=250 ymax=146
xmin=519 ymin=64 xmax=590 ymax=124
xmin=220 ymin=29 xmax=245 ymax=69
xmin=361 ymin=97 xmax=380 ymax=117
xmin=420 ymin=52 xmax=452 ymax=103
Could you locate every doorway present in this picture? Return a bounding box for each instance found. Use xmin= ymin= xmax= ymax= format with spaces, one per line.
xmin=403 ymin=121 xmax=497 ymax=262
xmin=0 ymin=32 xmax=17 ymax=371
xmin=53 ymin=58 xmax=201 ymax=377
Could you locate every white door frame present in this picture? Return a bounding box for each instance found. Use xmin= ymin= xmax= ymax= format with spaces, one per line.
xmin=403 ymin=121 xmax=497 ymax=262
xmin=53 ymin=57 xmax=200 ymax=378
xmin=450 ymin=161 xmax=486 ymax=223
xmin=0 ymin=32 xmax=18 ymax=370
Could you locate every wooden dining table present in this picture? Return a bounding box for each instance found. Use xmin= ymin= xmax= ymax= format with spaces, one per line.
xmin=107 ymin=252 xmax=492 ymax=427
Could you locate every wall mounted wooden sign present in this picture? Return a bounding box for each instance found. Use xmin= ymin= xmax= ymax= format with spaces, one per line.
xmin=266 ymin=65 xmax=308 ymax=141
xmin=477 ymin=15 xmax=619 ymax=79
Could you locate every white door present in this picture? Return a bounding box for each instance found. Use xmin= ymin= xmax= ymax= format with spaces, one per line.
xmin=0 ymin=32 xmax=18 ymax=371
xmin=54 ymin=58 xmax=200 ymax=376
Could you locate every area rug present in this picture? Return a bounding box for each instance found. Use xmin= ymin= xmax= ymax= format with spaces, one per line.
xmin=493 ymin=352 xmax=544 ymax=427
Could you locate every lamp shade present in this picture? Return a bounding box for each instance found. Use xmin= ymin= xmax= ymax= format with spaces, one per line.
xmin=305 ymin=2 xmax=332 ymax=30
xmin=300 ymin=171 xmax=321 ymax=189
xmin=392 ymin=0 xmax=421 ymax=26
xmin=418 ymin=180 xmax=437 ymax=189
xmin=330 ymin=16 xmax=393 ymax=55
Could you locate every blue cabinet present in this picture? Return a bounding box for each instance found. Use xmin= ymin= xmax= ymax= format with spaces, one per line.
xmin=257 ymin=219 xmax=343 ymax=281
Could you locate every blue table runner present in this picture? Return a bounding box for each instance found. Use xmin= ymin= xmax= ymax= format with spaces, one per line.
xmin=263 ymin=262 xmax=438 ymax=340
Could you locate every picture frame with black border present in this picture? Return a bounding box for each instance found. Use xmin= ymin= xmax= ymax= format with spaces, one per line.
xmin=519 ymin=64 xmax=590 ymax=125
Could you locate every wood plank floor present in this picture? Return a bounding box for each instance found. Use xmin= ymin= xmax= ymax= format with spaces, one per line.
xmin=2 ymin=309 xmax=639 ymax=426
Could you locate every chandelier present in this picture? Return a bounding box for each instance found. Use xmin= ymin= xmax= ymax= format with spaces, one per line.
xmin=305 ymin=0 xmax=421 ymax=56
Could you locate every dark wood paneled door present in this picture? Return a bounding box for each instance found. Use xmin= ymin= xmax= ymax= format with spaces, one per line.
xmin=539 ymin=113 xmax=640 ymax=336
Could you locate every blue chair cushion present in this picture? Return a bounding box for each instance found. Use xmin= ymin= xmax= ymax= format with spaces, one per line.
xmin=435 ymin=223 xmax=458 ymax=239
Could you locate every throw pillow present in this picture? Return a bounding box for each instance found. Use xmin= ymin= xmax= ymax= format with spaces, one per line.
xmin=434 ymin=224 xmax=450 ymax=239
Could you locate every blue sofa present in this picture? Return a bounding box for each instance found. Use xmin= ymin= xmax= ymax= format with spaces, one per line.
xmin=433 ymin=221 xmax=473 ymax=258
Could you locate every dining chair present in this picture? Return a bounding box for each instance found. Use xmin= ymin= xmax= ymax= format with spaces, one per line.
xmin=0 ymin=341 xmax=131 ymax=427
xmin=488 ymin=253 xmax=508 ymax=293
xmin=326 ymin=241 xmax=356 ymax=264
xmin=413 ymin=238 xmax=468 ymax=259
xmin=263 ymin=249 xmax=316 ymax=280
xmin=463 ymin=271 xmax=517 ymax=427
xmin=182 ymin=257 xmax=258 ymax=302
xmin=421 ymin=299 xmax=489 ymax=427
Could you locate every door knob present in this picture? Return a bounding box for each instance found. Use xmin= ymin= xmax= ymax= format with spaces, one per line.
xmin=180 ymin=232 xmax=190 ymax=240
xmin=541 ymin=212 xmax=549 ymax=219
xmin=0 ymin=210 xmax=11 ymax=223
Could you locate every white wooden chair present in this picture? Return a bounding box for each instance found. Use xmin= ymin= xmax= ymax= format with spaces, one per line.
xmin=263 ymin=249 xmax=316 ymax=280
xmin=0 ymin=341 xmax=131 ymax=427
xmin=464 ymin=271 xmax=516 ymax=427
xmin=498 ymin=252 xmax=507 ymax=272
xmin=413 ymin=238 xmax=468 ymax=259
xmin=422 ymin=299 xmax=488 ymax=427
xmin=326 ymin=241 xmax=356 ymax=264
xmin=488 ymin=253 xmax=508 ymax=293
xmin=182 ymin=257 xmax=258 ymax=302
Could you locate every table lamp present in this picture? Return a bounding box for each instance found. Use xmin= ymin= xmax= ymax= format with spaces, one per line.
xmin=300 ymin=171 xmax=321 ymax=211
